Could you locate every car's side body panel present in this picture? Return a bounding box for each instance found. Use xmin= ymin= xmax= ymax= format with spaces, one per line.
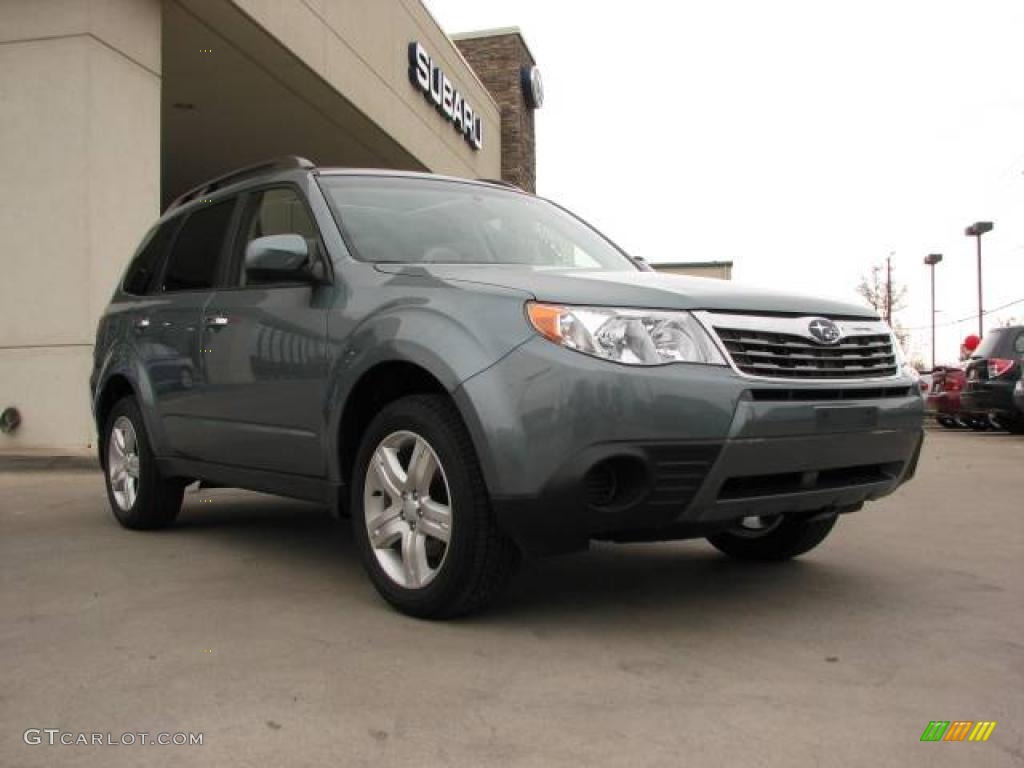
xmin=320 ymin=266 xmax=535 ymax=488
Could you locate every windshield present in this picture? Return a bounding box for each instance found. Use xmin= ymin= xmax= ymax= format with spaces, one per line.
xmin=319 ymin=176 xmax=637 ymax=270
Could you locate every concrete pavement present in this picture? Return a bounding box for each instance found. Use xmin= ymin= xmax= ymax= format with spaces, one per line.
xmin=1 ymin=429 xmax=1022 ymax=766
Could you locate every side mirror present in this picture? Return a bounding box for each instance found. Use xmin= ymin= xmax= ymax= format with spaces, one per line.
xmin=245 ymin=234 xmax=319 ymax=283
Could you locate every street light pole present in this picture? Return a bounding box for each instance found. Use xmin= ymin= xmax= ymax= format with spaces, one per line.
xmin=964 ymin=221 xmax=994 ymax=338
xmin=924 ymin=253 xmax=943 ymax=369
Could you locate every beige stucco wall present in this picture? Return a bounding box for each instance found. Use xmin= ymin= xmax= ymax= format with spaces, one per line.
xmin=655 ymin=263 xmax=734 ymax=281
xmin=0 ymin=0 xmax=162 ymax=455
xmin=227 ymin=0 xmax=502 ymax=179
xmin=175 ymin=0 xmax=501 ymax=182
xmin=0 ymin=0 xmax=503 ymax=455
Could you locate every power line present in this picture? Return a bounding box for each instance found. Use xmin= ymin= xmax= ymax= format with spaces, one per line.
xmin=899 ymin=297 xmax=1024 ymax=331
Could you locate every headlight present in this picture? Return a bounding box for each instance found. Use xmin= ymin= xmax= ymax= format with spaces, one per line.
xmin=526 ymin=302 xmax=726 ymax=366
xmin=888 ymin=327 xmax=918 ymax=381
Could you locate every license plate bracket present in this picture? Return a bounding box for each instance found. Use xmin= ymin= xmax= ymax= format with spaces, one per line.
xmin=815 ymin=405 xmax=879 ymax=429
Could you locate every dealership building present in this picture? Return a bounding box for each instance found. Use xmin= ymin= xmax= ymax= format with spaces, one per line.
xmin=0 ymin=0 xmax=541 ymax=455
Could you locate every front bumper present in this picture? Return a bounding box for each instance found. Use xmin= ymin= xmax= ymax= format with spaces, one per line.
xmin=455 ymin=338 xmax=925 ymax=556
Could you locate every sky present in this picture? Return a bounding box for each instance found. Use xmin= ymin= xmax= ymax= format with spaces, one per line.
xmin=426 ymin=0 xmax=1024 ymax=366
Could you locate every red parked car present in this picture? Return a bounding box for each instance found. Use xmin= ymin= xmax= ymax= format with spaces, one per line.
xmin=926 ymin=366 xmax=967 ymax=428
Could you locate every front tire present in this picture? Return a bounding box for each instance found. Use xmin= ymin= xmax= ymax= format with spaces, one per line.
xmin=707 ymin=513 xmax=838 ymax=561
xmin=102 ymin=396 xmax=183 ymax=529
xmin=350 ymin=395 xmax=518 ymax=619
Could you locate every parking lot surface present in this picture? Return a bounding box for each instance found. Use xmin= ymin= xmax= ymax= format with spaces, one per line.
xmin=1 ymin=429 xmax=1022 ymax=767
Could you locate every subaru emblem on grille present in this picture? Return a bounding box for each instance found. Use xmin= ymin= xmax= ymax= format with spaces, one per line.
xmin=807 ymin=318 xmax=842 ymax=345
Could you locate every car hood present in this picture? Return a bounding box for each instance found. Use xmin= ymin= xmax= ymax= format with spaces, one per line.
xmin=374 ymin=264 xmax=878 ymax=318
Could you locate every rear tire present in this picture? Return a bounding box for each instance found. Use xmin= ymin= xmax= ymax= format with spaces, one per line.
xmin=102 ymin=396 xmax=183 ymax=530
xmin=707 ymin=513 xmax=838 ymax=561
xmin=350 ymin=395 xmax=519 ymax=619
xmin=1003 ymin=416 xmax=1024 ymax=435
xmin=967 ymin=416 xmax=991 ymax=432
xmin=936 ymin=416 xmax=959 ymax=429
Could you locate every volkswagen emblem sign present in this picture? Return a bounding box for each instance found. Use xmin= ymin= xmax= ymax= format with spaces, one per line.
xmin=807 ymin=318 xmax=842 ymax=345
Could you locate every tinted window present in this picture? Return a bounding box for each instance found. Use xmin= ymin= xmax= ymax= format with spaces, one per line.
xmin=972 ymin=328 xmax=1007 ymax=359
xmin=1014 ymin=332 xmax=1024 ymax=355
xmin=239 ymin=188 xmax=319 ymax=286
xmin=320 ymin=176 xmax=637 ymax=270
xmin=123 ymin=218 xmax=178 ymax=295
xmin=162 ymin=200 xmax=234 ymax=292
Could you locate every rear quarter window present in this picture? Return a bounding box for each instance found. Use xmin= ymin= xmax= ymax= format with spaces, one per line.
xmin=123 ymin=218 xmax=179 ymax=295
xmin=161 ymin=200 xmax=235 ymax=292
xmin=972 ymin=328 xmax=1007 ymax=359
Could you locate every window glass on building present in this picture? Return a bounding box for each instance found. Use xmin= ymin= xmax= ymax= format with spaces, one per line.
xmin=240 ymin=188 xmax=319 ymax=286
xmin=162 ymin=200 xmax=235 ymax=292
xmin=123 ymin=218 xmax=179 ymax=295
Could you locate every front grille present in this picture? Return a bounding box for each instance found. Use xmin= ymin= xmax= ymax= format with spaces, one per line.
xmin=749 ymin=386 xmax=914 ymax=402
xmin=714 ymin=327 xmax=898 ymax=380
xmin=719 ymin=462 xmax=903 ymax=500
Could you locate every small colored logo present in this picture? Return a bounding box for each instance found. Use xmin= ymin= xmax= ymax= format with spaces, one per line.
xmin=920 ymin=721 xmax=996 ymax=742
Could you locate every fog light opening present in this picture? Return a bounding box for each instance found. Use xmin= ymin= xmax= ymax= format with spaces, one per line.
xmin=583 ymin=456 xmax=649 ymax=511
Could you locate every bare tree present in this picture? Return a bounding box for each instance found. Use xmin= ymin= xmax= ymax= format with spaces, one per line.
xmin=855 ymin=263 xmax=907 ymax=321
xmin=856 ymin=262 xmax=911 ymax=352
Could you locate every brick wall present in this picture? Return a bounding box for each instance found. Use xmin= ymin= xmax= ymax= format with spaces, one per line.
xmin=454 ymin=33 xmax=537 ymax=193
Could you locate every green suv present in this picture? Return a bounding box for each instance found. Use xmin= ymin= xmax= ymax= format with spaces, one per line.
xmin=91 ymin=157 xmax=924 ymax=618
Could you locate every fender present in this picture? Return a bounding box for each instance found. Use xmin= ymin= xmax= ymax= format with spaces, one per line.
xmin=92 ymin=341 xmax=169 ymax=458
xmin=323 ymin=297 xmax=533 ymax=487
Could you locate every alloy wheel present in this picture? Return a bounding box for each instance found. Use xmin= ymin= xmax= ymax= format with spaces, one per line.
xmin=108 ymin=416 xmax=141 ymax=511
xmin=363 ymin=430 xmax=453 ymax=589
xmin=732 ymin=514 xmax=784 ymax=538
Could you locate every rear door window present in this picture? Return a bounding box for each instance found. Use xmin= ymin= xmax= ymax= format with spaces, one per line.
xmin=123 ymin=218 xmax=179 ymax=295
xmin=161 ymin=200 xmax=236 ymax=292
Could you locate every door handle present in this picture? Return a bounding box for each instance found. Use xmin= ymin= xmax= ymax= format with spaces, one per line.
xmin=134 ymin=317 xmax=151 ymax=332
xmin=205 ymin=315 xmax=230 ymax=329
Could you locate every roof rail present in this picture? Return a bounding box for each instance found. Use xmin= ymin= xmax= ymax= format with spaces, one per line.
xmin=165 ymin=156 xmax=316 ymax=212
xmin=477 ymin=177 xmax=524 ymax=192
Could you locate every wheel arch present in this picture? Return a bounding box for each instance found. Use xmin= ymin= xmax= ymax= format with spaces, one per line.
xmin=334 ymin=359 xmax=452 ymax=494
xmin=93 ymin=351 xmax=167 ymax=464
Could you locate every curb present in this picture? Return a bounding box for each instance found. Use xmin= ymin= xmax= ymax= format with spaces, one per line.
xmin=0 ymin=455 xmax=98 ymax=472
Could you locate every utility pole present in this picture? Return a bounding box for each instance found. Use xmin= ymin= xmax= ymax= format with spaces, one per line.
xmin=885 ymin=252 xmax=894 ymax=325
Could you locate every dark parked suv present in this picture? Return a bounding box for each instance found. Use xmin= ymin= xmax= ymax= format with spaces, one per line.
xmin=961 ymin=326 xmax=1024 ymax=433
xmin=91 ymin=157 xmax=924 ymax=617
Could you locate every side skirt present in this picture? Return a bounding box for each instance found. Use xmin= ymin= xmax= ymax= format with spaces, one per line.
xmin=157 ymin=457 xmax=345 ymax=515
